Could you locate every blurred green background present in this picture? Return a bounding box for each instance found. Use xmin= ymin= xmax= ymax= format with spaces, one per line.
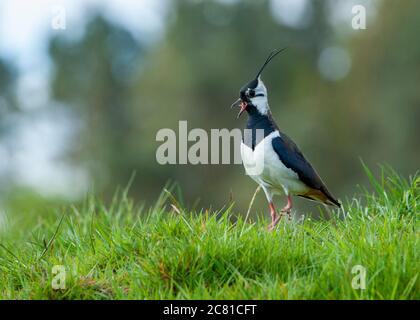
xmin=0 ymin=0 xmax=419 ymax=216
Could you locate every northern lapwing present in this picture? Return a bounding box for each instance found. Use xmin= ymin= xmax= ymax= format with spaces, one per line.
xmin=231 ymin=49 xmax=341 ymax=230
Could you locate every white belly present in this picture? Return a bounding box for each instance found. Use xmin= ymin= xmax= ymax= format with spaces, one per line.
xmin=240 ymin=131 xmax=309 ymax=195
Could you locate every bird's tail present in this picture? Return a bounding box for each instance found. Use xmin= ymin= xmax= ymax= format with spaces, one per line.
xmin=300 ymin=187 xmax=341 ymax=208
xmin=321 ymin=186 xmax=341 ymax=207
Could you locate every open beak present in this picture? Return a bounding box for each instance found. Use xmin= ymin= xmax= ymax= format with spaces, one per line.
xmin=231 ymin=98 xmax=247 ymax=119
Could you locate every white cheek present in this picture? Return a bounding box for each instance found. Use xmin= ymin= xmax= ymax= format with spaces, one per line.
xmin=252 ymin=97 xmax=269 ymax=115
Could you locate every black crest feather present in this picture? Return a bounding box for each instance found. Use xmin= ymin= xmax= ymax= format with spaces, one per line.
xmin=255 ymin=47 xmax=287 ymax=79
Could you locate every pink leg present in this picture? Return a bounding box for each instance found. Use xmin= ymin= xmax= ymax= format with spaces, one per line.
xmin=280 ymin=195 xmax=293 ymax=221
xmin=268 ymin=202 xmax=281 ymax=231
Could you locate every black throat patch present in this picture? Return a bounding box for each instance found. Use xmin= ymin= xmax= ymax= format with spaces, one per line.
xmin=243 ymin=110 xmax=277 ymax=150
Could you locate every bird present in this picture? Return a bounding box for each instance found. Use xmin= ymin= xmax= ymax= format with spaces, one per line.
xmin=231 ymin=48 xmax=341 ymax=230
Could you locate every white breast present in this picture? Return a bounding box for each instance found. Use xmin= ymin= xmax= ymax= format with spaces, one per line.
xmin=240 ymin=131 xmax=309 ymax=195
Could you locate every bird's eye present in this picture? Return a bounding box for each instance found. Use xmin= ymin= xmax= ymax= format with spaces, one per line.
xmin=248 ymin=89 xmax=255 ymax=97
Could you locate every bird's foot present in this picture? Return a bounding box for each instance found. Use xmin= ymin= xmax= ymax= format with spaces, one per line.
xmin=280 ymin=208 xmax=292 ymax=221
xmin=267 ymin=214 xmax=282 ymax=231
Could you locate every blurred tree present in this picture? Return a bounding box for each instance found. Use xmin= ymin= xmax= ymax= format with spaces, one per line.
xmin=49 ymin=15 xmax=144 ymax=192
xmin=0 ymin=58 xmax=17 ymax=194
xmin=0 ymin=58 xmax=17 ymax=132
xmin=308 ymin=0 xmax=420 ymax=196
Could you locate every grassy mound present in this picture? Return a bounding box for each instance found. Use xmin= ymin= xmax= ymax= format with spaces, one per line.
xmin=0 ymin=167 xmax=418 ymax=299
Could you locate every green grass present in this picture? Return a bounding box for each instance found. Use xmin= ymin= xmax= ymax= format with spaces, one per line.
xmin=0 ymin=166 xmax=418 ymax=299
